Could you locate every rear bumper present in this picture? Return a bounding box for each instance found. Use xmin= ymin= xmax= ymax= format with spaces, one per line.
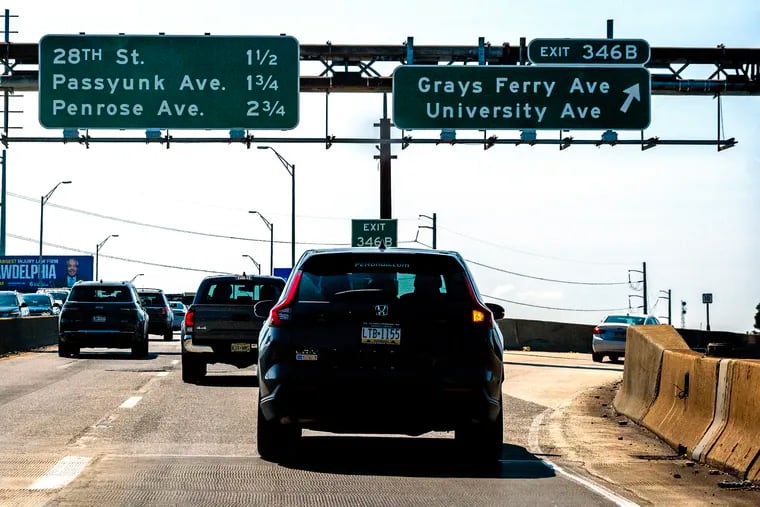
xmin=592 ymin=336 xmax=626 ymax=354
xmin=181 ymin=335 xmax=258 ymax=367
xmin=60 ymin=329 xmax=142 ymax=348
xmin=259 ymin=366 xmax=502 ymax=434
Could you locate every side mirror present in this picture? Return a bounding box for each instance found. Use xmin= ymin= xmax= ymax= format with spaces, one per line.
xmin=253 ymin=300 xmax=275 ymax=319
xmin=485 ymin=302 xmax=505 ymax=320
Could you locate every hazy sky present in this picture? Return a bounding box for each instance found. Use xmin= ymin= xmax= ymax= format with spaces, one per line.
xmin=2 ymin=0 xmax=758 ymax=332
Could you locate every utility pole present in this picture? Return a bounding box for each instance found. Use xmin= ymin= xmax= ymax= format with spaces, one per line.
xmin=375 ymin=94 xmax=395 ymax=219
xmin=628 ymin=262 xmax=648 ymax=313
xmin=418 ymin=213 xmax=437 ymax=249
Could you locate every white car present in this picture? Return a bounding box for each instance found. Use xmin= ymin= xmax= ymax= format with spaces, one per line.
xmin=592 ymin=314 xmax=660 ymax=363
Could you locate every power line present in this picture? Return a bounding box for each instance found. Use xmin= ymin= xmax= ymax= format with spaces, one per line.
xmin=466 ymin=259 xmax=629 ymax=286
xmin=482 ymin=293 xmax=629 ymax=313
xmin=7 ymin=233 xmax=232 ymax=274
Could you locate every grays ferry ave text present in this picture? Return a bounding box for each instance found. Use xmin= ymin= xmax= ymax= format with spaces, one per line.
xmin=416 ymin=75 xmax=612 ymax=122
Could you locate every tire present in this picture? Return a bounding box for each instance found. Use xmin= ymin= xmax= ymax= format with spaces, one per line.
xmin=455 ymin=400 xmax=504 ymax=463
xmin=58 ymin=342 xmax=71 ymax=357
xmin=132 ymin=339 xmax=149 ymax=358
xmin=182 ymin=353 xmax=206 ymax=383
xmin=163 ymin=328 xmax=174 ymax=341
xmin=592 ymin=352 xmax=604 ymax=363
xmin=608 ymin=354 xmax=620 ymax=363
xmin=257 ymin=396 xmax=301 ymax=462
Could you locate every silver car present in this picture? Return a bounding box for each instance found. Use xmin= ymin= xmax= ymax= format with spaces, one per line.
xmin=592 ymin=314 xmax=660 ymax=363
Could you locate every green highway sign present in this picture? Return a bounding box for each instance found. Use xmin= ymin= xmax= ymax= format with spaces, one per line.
xmin=528 ymin=38 xmax=650 ymax=65
xmin=351 ymin=219 xmax=398 ymax=248
xmin=39 ymin=34 xmax=299 ymax=129
xmin=392 ymin=65 xmax=651 ymax=130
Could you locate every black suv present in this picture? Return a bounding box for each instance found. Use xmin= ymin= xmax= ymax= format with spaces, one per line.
xmin=137 ymin=288 xmax=174 ymax=341
xmin=58 ymin=281 xmax=149 ymax=357
xmin=255 ymin=247 xmax=506 ymax=462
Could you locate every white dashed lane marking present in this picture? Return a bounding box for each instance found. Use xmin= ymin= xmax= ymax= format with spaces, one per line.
xmin=119 ymin=396 xmax=142 ymax=409
xmin=28 ymin=456 xmax=91 ymax=490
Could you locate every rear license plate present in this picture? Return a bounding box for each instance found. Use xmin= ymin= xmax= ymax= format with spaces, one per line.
xmin=361 ymin=324 xmax=401 ymax=345
xmin=231 ymin=343 xmax=251 ymax=353
xmin=92 ymin=315 xmax=106 ymax=323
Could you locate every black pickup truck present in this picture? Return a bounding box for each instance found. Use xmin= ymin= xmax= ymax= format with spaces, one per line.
xmin=181 ymin=274 xmax=285 ymax=383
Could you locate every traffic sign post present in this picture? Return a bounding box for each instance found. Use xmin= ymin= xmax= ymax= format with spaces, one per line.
xmin=527 ymin=39 xmax=650 ymax=65
xmin=38 ymin=35 xmax=300 ymax=129
xmin=351 ymin=219 xmax=397 ymax=248
xmin=392 ymin=65 xmax=651 ymax=130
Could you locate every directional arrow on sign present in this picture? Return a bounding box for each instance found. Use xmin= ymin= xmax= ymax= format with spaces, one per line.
xmin=620 ymin=84 xmax=641 ymax=113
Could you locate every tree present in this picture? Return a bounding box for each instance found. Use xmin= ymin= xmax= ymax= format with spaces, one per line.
xmin=755 ymin=302 xmax=760 ymax=331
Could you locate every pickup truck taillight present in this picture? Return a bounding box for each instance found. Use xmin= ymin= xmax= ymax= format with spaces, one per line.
xmin=269 ymin=271 xmax=302 ymax=327
xmin=184 ymin=309 xmax=195 ymax=332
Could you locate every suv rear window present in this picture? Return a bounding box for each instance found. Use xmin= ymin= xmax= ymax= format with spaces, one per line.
xmin=139 ymin=293 xmax=167 ymax=306
xmin=69 ymin=286 xmax=133 ymax=302
xmin=296 ymin=253 xmax=470 ymax=302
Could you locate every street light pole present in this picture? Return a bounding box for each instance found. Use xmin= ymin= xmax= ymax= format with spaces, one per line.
xmin=249 ymin=210 xmax=273 ymax=275
xmin=38 ymin=180 xmax=71 ymax=288
xmin=95 ymin=234 xmax=119 ymax=280
xmin=130 ymin=273 xmax=144 ymax=284
xmin=242 ymin=254 xmax=261 ymax=275
xmin=257 ymin=146 xmax=295 ymax=267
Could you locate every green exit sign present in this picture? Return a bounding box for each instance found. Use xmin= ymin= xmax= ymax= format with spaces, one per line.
xmin=351 ymin=219 xmax=398 ymax=248
xmin=38 ymin=34 xmax=300 ymax=129
xmin=393 ymin=65 xmax=651 ymax=130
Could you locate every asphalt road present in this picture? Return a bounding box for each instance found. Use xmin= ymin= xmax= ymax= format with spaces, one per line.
xmin=0 ymin=338 xmax=757 ymax=506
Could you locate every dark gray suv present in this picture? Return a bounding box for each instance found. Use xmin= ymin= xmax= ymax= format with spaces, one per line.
xmin=255 ymin=247 xmax=506 ymax=463
xmin=58 ymin=281 xmax=149 ymax=358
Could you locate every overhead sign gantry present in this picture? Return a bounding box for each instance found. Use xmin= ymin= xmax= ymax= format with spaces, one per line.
xmin=38 ymin=34 xmax=300 ymax=129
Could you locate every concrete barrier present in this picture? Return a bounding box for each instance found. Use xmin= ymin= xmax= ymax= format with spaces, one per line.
xmin=498 ymin=318 xmax=595 ymax=352
xmin=641 ymin=349 xmax=720 ymax=454
xmin=0 ymin=316 xmax=58 ymax=354
xmin=703 ymin=359 xmax=760 ymax=479
xmin=613 ymin=325 xmax=691 ymax=424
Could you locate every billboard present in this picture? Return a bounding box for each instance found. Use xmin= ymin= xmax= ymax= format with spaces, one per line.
xmin=0 ymin=255 xmax=94 ymax=291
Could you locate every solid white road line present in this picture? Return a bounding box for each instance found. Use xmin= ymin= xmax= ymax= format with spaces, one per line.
xmin=28 ymin=456 xmax=91 ymax=490
xmin=529 ymin=407 xmax=639 ymax=507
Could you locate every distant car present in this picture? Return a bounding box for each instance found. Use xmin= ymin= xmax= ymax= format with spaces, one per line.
xmin=37 ymin=288 xmax=70 ymax=307
xmin=58 ymin=281 xmax=149 ymax=358
xmin=255 ymin=247 xmax=506 ymax=463
xmin=20 ymin=292 xmax=60 ymax=316
xmin=0 ymin=290 xmax=30 ymax=318
xmin=137 ymin=288 xmax=174 ymax=341
xmin=169 ymin=301 xmax=186 ymax=330
xmin=592 ymin=314 xmax=661 ymax=363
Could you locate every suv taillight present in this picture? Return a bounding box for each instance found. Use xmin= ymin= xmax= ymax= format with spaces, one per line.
xmin=270 ymin=271 xmax=302 ymax=327
xmin=464 ymin=276 xmax=493 ymax=326
xmin=184 ymin=309 xmax=195 ymax=332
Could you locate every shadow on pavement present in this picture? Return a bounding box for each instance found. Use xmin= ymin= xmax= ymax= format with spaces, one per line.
xmin=280 ymin=435 xmax=555 ymax=479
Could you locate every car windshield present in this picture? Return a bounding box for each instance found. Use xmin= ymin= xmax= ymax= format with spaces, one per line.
xmin=69 ymin=286 xmax=133 ymax=302
xmin=139 ymin=294 xmax=165 ymax=306
xmin=22 ymin=294 xmax=50 ymax=306
xmin=604 ymin=315 xmax=646 ymax=325
xmin=0 ymin=293 xmax=17 ymax=305
xmin=201 ymin=280 xmax=283 ymax=304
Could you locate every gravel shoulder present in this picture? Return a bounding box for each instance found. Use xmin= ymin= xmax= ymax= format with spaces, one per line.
xmin=540 ymin=380 xmax=759 ymax=506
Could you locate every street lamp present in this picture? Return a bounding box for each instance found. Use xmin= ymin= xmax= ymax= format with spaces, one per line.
xmin=242 ymin=254 xmax=261 ymax=275
xmin=130 ymin=273 xmax=144 ymax=284
xmin=38 ymin=180 xmax=72 ymax=287
xmin=257 ymin=146 xmax=295 ymax=267
xmin=249 ymin=210 xmax=273 ymax=275
xmin=95 ymin=234 xmax=119 ymax=280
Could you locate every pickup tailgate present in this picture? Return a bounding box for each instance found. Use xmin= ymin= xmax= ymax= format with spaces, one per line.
xmin=191 ymin=304 xmax=263 ymax=344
